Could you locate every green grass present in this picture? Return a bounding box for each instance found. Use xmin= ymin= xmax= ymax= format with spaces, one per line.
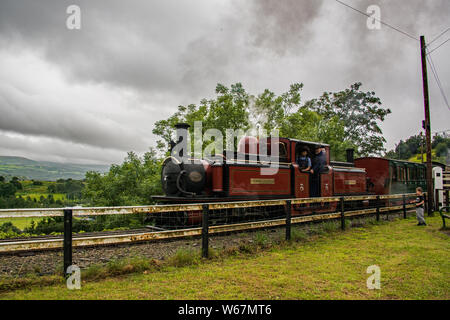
xmin=0 ymin=217 xmax=44 ymax=230
xmin=0 ymin=215 xmax=449 ymax=300
xmin=408 ymin=149 xmax=447 ymax=164
xmin=15 ymin=180 xmax=67 ymax=201
xmin=16 ymin=193 xmax=67 ymax=201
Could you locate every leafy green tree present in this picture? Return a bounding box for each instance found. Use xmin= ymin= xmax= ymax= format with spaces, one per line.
xmin=82 ymin=149 xmax=162 ymax=206
xmin=0 ymin=182 xmax=16 ymax=198
xmin=153 ymin=83 xmax=251 ymax=153
xmin=252 ymin=83 xmax=355 ymax=161
xmin=385 ymin=133 xmax=449 ymax=163
xmin=431 ymin=134 xmax=450 ymax=149
xmin=252 ymin=83 xmax=304 ymax=133
xmin=435 ymin=142 xmax=448 ymax=157
xmin=154 ymin=82 xmax=387 ymax=162
xmin=10 ymin=177 xmax=22 ymax=190
xmin=305 ymin=82 xmax=391 ymax=156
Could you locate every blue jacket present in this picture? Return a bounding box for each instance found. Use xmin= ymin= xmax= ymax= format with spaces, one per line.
xmin=296 ymin=156 xmax=311 ymax=169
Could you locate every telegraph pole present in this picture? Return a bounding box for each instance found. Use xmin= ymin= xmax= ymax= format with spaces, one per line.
xmin=420 ymin=35 xmax=434 ymax=215
xmin=420 ymin=132 xmax=424 ymax=163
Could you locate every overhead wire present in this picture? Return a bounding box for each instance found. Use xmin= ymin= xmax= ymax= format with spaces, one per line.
xmin=333 ymin=0 xmax=419 ymax=41
xmin=426 ymin=52 xmax=450 ymax=112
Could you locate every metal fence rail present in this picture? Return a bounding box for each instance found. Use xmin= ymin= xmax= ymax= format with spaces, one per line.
xmin=0 ymin=193 xmax=420 ymax=276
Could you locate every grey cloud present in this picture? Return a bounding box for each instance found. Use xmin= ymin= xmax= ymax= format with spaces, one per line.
xmin=0 ymin=130 xmax=125 ymax=164
xmin=0 ymin=0 xmax=218 ymax=98
xmin=0 ymin=0 xmax=449 ymax=162
xmin=245 ymin=0 xmax=325 ymax=55
xmin=0 ymin=83 xmax=149 ymax=151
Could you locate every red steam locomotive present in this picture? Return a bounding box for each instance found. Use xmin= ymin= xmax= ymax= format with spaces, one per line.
xmin=152 ymin=124 xmax=374 ymax=226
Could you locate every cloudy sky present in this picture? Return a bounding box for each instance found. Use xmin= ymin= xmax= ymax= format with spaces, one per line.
xmin=0 ymin=0 xmax=449 ymax=165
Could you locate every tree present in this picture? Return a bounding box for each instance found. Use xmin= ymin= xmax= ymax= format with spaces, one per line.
xmin=153 ymin=82 xmax=387 ymax=162
xmin=0 ymin=182 xmax=16 ymax=198
xmin=10 ymin=177 xmax=22 ymax=190
xmin=305 ymin=83 xmax=391 ymax=156
xmin=385 ymin=133 xmax=450 ymax=163
xmin=435 ymin=142 xmax=448 ymax=157
xmin=82 ymin=149 xmax=162 ymax=206
xmin=252 ymin=83 xmax=355 ymax=161
xmin=153 ymin=83 xmax=251 ymax=154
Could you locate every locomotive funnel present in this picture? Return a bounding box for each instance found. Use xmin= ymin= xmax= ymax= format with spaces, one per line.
xmin=172 ymin=123 xmax=190 ymax=159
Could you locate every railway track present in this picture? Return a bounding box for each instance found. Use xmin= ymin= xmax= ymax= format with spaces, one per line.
xmin=0 ymin=204 xmax=416 ymax=254
xmin=0 ymin=227 xmax=156 ymax=243
xmin=0 ymin=226 xmax=183 ymax=254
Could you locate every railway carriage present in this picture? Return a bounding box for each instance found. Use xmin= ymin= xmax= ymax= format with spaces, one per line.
xmin=354 ymin=157 xmax=426 ymax=195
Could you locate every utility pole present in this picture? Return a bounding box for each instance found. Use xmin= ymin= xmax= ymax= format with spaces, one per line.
xmin=420 ymin=35 xmax=434 ymax=215
xmin=420 ymin=132 xmax=424 ymax=163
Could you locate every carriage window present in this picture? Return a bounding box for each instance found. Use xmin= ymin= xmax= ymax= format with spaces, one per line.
xmin=399 ymin=167 xmax=406 ymax=181
xmin=392 ymin=165 xmax=397 ymax=181
xmin=278 ymin=142 xmax=287 ymax=159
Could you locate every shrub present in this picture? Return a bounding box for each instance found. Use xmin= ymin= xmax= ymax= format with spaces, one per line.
xmin=291 ymin=229 xmax=308 ymax=242
xmin=0 ymin=222 xmax=21 ymax=234
xmin=254 ymin=232 xmax=270 ymax=248
xmin=167 ymin=248 xmax=200 ymax=267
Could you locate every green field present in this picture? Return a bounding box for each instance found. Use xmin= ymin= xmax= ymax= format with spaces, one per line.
xmin=0 ymin=217 xmax=45 ymax=230
xmin=1 ymin=215 xmax=448 ymax=300
xmin=16 ymin=180 xmax=66 ymax=200
xmin=0 ymin=156 xmax=108 ymax=181
xmin=16 ymin=193 xmax=67 ymax=201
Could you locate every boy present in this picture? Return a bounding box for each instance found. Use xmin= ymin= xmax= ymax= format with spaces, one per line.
xmin=415 ymin=187 xmax=426 ymax=226
xmin=296 ymin=147 xmax=311 ymax=173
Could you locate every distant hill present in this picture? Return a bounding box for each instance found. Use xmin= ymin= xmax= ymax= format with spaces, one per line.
xmin=0 ymin=156 xmax=110 ymax=181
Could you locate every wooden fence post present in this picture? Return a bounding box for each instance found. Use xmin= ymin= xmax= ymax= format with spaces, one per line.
xmin=63 ymin=208 xmax=73 ymax=277
xmin=402 ymin=194 xmax=407 ymax=219
xmin=340 ymin=197 xmax=345 ymax=230
xmin=202 ymin=204 xmax=209 ymax=258
xmin=286 ymin=200 xmax=291 ymax=241
xmin=445 ymin=190 xmax=449 ymax=212
xmin=376 ymin=196 xmax=380 ymax=222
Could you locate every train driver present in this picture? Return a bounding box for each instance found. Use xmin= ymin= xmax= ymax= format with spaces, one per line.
xmin=296 ymin=147 xmax=312 ymax=173
xmin=311 ymin=145 xmax=327 ymax=197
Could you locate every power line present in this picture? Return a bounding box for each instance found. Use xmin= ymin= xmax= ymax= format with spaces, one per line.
xmin=428 ymin=27 xmax=450 ymax=46
xmin=333 ymin=1 xmax=450 ymax=115
xmin=333 ymin=0 xmax=419 ymax=41
xmin=427 ymin=38 xmax=450 ymax=55
xmin=426 ymin=52 xmax=450 ymax=112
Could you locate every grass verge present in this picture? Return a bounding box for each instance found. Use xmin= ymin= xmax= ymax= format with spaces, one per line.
xmin=0 ymin=214 xmax=448 ymax=299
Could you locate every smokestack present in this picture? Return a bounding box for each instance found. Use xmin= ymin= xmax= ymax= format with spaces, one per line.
xmin=173 ymin=123 xmax=190 ymax=159
xmin=346 ymin=148 xmax=354 ymax=163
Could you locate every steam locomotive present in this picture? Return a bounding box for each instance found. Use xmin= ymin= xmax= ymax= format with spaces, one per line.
xmin=152 ymin=124 xmax=427 ymax=226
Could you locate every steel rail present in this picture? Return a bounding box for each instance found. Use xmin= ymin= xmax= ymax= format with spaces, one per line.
xmin=0 ymin=204 xmax=416 ymax=253
xmin=0 ymin=193 xmax=417 ymax=217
